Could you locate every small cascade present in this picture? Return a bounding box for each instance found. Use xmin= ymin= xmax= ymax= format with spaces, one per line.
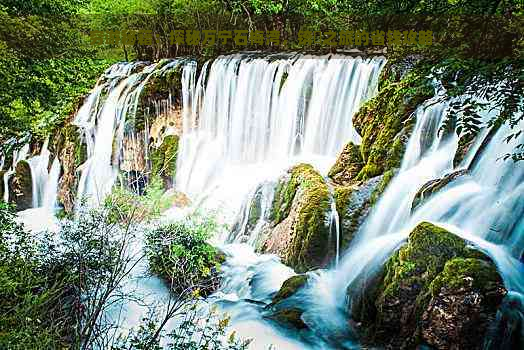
xmin=317 ymin=86 xmax=524 ymax=335
xmin=329 ymin=199 xmax=341 ymax=267
xmin=3 ymin=144 xmax=30 ymax=202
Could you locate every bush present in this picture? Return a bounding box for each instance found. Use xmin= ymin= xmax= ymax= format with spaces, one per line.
xmin=146 ymin=213 xmax=225 ymax=297
xmin=104 ymin=176 xmax=177 ymax=224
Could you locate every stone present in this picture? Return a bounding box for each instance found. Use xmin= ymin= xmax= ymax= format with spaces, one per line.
xmin=350 ymin=222 xmax=507 ymax=349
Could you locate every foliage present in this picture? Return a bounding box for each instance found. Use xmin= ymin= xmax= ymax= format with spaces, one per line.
xmin=0 ymin=201 xmax=75 ymax=348
xmin=115 ymin=305 xmax=251 ymax=350
xmin=146 ymin=213 xmax=225 ymax=296
xmin=104 ymin=176 xmax=175 ymax=224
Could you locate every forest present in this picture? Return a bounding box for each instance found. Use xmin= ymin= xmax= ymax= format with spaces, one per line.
xmin=0 ymin=0 xmax=523 ymax=349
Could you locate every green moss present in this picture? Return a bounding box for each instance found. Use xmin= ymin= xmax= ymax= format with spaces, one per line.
xmin=369 ymin=169 xmax=396 ymax=206
xmin=284 ymin=165 xmax=331 ymax=272
xmin=270 ymin=163 xmax=318 ymax=225
xmin=353 ymin=73 xmax=434 ymax=181
xmin=269 ymin=164 xmax=332 ymax=272
xmin=328 ymin=142 xmax=363 ymax=185
xmin=151 ymin=135 xmax=179 ymax=181
xmin=352 ymin=221 xmax=507 ymax=348
xmin=430 ymin=257 xmax=502 ymax=297
xmin=271 ymin=274 xmax=309 ymax=305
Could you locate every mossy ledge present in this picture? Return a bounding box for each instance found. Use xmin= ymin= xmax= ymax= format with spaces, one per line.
xmin=351 ymin=221 xmax=507 ymax=350
xmin=353 ymin=72 xmax=432 ymax=181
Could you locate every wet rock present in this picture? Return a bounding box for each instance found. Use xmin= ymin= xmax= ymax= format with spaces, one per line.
xmin=328 ymin=142 xmax=363 ymax=186
xmin=422 ymin=258 xmax=507 ymax=349
xmin=264 ymin=274 xmax=309 ymax=329
xmin=351 ymin=222 xmax=507 ymax=349
xmin=411 ymin=169 xmax=468 ymax=212
xmin=261 ymin=164 xmax=331 ymax=273
xmin=353 ymin=72 xmax=431 ymax=181
xmin=8 ymin=160 xmax=33 ymax=211
xmin=333 ymin=175 xmax=383 ymax=251
xmin=50 ymin=125 xmax=83 ymax=214
xmin=454 ymin=132 xmax=476 ymax=167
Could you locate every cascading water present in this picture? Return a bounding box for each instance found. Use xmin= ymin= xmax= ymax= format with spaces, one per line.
xmin=74 ymin=60 xmax=192 ymax=206
xmin=2 ymin=143 xmax=30 ymax=202
xmin=26 ymin=139 xmax=61 ymax=212
xmin=176 ymin=54 xmax=385 ymax=214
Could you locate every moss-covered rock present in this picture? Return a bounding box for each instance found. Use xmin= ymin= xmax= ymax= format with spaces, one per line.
xmin=334 ymin=176 xmax=381 ymax=251
xmin=353 ymin=73 xmax=432 ymax=181
xmin=328 ymin=142 xmax=363 ymax=186
xmin=8 ymin=160 xmax=33 ymax=211
xmin=150 ymin=134 xmax=179 ymax=189
xmin=351 ymin=222 xmax=507 ymax=349
xmin=411 ymin=169 xmax=468 ymax=212
xmin=422 ymin=258 xmax=506 ymax=349
xmin=49 ymin=124 xmax=83 ymax=213
xmin=270 ymin=274 xmax=309 ymax=306
xmin=264 ymin=274 xmax=309 ymax=329
xmin=262 ymin=164 xmax=332 ymax=272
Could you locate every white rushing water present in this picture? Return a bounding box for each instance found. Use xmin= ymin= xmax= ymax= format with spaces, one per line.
xmin=74 ymin=60 xmax=190 ymax=207
xmin=176 ymin=53 xmax=385 ymax=213
xmin=26 ymin=139 xmax=61 ymax=212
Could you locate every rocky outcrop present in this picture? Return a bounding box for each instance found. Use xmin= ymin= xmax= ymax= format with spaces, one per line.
xmin=261 ymin=164 xmax=332 ymax=273
xmin=353 ymin=74 xmax=431 ymax=181
xmin=411 ymin=169 xmax=468 ymax=212
xmin=50 ymin=124 xmax=85 ymax=214
xmin=328 ymin=142 xmax=363 ymax=186
xmin=350 ymin=222 xmax=507 ymax=349
xmin=333 ymin=172 xmax=393 ymax=251
xmin=8 ymin=160 xmax=33 ymax=211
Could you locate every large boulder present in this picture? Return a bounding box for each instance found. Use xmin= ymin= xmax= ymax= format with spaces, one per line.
xmin=411 ymin=169 xmax=468 ymax=212
xmin=350 ymin=222 xmax=507 ymax=349
xmin=8 ymin=160 xmax=33 ymax=211
xmin=261 ymin=164 xmax=332 ymax=273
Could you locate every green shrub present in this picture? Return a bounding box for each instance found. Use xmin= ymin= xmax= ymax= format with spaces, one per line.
xmin=146 ymin=213 xmax=225 ymax=297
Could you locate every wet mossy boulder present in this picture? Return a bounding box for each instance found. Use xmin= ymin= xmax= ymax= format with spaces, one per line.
xmin=350 ymin=222 xmax=507 ymax=349
xmin=8 ymin=160 xmax=33 ymax=211
xmin=353 ymin=73 xmax=431 ymax=181
xmin=265 ymin=274 xmax=309 ymax=329
xmin=411 ymin=169 xmax=468 ymax=212
xmin=150 ymin=134 xmax=179 ymax=189
xmin=328 ymin=142 xmax=363 ymax=186
xmin=262 ymin=164 xmax=332 ymax=273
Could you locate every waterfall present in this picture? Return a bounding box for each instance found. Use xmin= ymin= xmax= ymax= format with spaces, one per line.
xmin=324 ymin=87 xmax=524 ymax=316
xmin=176 ymin=53 xmax=385 ymax=212
xmin=3 ymin=144 xmax=30 ymax=202
xmin=26 ymin=140 xmax=62 ymax=212
xmin=73 ymin=60 xmax=193 ymax=207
